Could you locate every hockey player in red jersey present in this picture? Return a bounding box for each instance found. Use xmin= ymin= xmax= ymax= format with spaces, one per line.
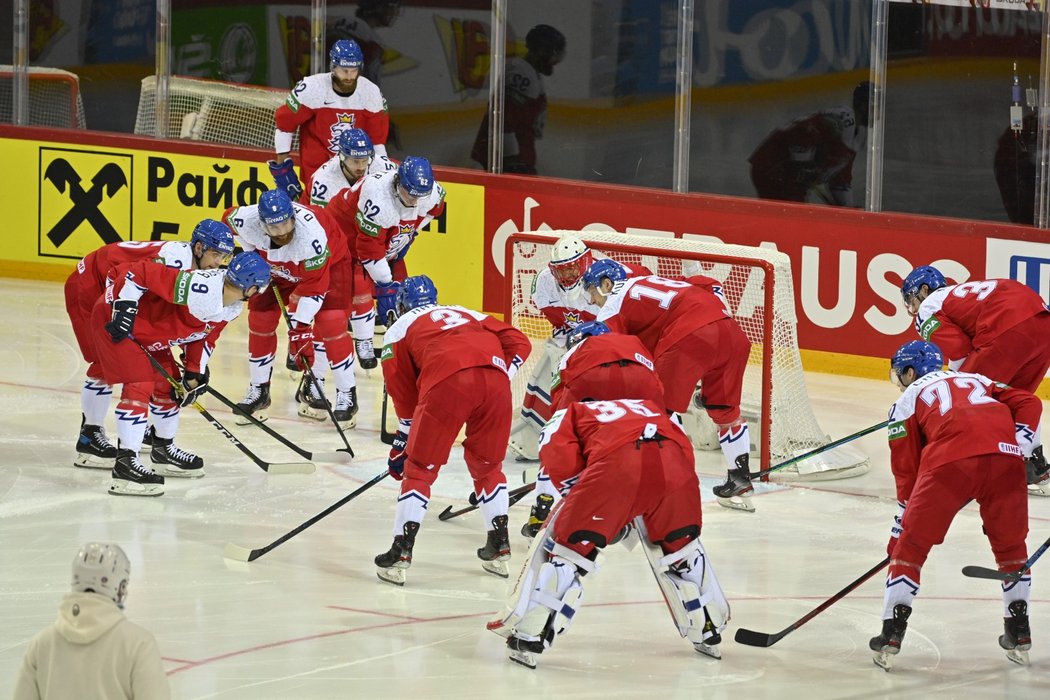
xmin=270 ymin=39 xmax=390 ymax=201
xmin=902 ymin=265 xmax=1050 ymax=494
xmin=65 ymin=220 xmax=235 ymax=471
xmin=375 ymin=275 xmax=531 ymax=586
xmin=224 ymin=189 xmax=361 ymax=428
xmin=91 ymin=252 xmax=271 ymax=496
xmin=870 ymin=341 xmax=1042 ymax=670
xmin=585 ymin=260 xmax=756 ymax=512
xmin=488 ymin=398 xmax=729 ymax=668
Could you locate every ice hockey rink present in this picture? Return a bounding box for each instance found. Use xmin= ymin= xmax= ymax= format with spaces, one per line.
xmin=0 ymin=276 xmax=1048 ymax=699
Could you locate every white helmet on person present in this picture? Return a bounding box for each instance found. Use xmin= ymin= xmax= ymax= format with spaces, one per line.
xmin=548 ymin=235 xmax=592 ymax=290
xmin=71 ymin=542 xmax=131 ymax=608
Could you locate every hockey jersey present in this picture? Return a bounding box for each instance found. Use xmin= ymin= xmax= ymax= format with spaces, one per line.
xmin=308 ymin=153 xmax=396 ymax=207
xmin=596 ymin=275 xmax=732 ymax=355
xmin=887 ymin=370 xmax=1042 ymax=503
xmin=108 ymin=262 xmax=244 ymax=373
xmin=274 ymin=72 xmax=390 ymax=180
xmin=531 ymin=260 xmax=648 ymax=344
xmin=551 ymin=333 xmax=661 ymax=408
xmin=77 ymin=240 xmax=192 ymax=290
xmin=538 ymin=399 xmax=694 ymax=493
xmin=914 ymin=280 xmax=1049 ymax=364
xmin=380 ymin=304 xmax=531 ymax=421
xmin=471 ymin=56 xmax=548 ymax=170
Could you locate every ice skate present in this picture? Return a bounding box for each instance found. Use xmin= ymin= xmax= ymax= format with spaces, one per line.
xmin=148 ymin=429 xmax=205 ymax=478
xmin=713 ymin=455 xmax=755 ymax=513
xmin=109 ymin=448 xmax=165 ymax=497
xmin=355 ymin=337 xmax=378 ymax=371
xmin=692 ymin=614 xmax=723 ymax=659
xmin=999 ymin=600 xmax=1032 ymax=666
xmin=478 ymin=515 xmax=512 ymax=578
xmin=869 ymin=604 xmax=911 ymax=671
xmin=333 ymin=387 xmax=358 ymax=429
xmin=235 ymin=382 xmax=271 ymax=425
xmin=520 ymin=494 xmax=555 ymax=538
xmin=1026 ymin=447 xmax=1050 ymax=497
xmin=295 ymin=377 xmax=328 ymax=422
xmin=375 ymin=522 xmax=418 ymax=586
xmin=73 ymin=417 xmax=117 ymax=469
xmin=507 ymin=635 xmax=544 ymax=669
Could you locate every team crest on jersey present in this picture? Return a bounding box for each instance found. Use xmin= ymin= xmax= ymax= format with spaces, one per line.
xmin=918 ymin=316 xmax=940 ymax=341
xmin=887 ymin=421 xmax=907 ymax=440
xmin=328 ymin=113 xmax=357 ymax=153
xmin=563 ymin=311 xmax=582 ymax=326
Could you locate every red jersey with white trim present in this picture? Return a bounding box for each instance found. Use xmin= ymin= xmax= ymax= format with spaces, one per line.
xmin=78 ymin=240 xmax=193 ymax=289
xmin=596 ymin=275 xmax=732 ymax=355
xmin=538 ymin=399 xmax=694 ymax=492
xmin=887 ymin=370 xmax=1042 ymax=503
xmin=551 ymin=333 xmax=659 ymax=407
xmin=107 ymin=262 xmax=244 ymax=372
xmin=380 ymin=304 xmax=531 ymax=420
xmin=325 ymin=168 xmax=446 ymax=270
xmin=914 ymin=280 xmax=1049 ymax=363
xmin=274 ymin=72 xmax=389 ymax=180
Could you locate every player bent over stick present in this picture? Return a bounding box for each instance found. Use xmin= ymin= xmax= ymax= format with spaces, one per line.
xmin=91 ymin=252 xmax=271 ymax=496
xmin=489 ymin=398 xmax=729 ymax=668
xmin=871 ymin=340 xmax=1042 ymax=670
xmin=65 ymin=219 xmax=234 ymax=470
xmin=376 ymin=275 xmax=531 ymax=585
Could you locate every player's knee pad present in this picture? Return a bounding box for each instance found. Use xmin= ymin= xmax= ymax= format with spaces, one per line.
xmin=121 ymin=381 xmax=153 ymax=405
xmin=636 ymin=518 xmax=729 ymax=645
xmin=402 ymin=459 xmax=440 ymax=487
xmin=248 ymin=306 xmax=280 ymax=335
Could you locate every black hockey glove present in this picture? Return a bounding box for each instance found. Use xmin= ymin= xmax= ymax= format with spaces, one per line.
xmin=105 ymin=299 xmax=138 ymax=342
xmin=175 ymin=367 xmax=210 ymax=408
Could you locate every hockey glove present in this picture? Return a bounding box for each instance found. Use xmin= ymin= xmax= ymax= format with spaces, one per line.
xmin=387 ymin=431 xmax=408 ymax=480
xmin=105 ymin=299 xmax=138 ymax=342
xmin=268 ymin=158 xmax=303 ymax=200
xmin=175 ymin=367 xmax=210 ymax=408
xmin=374 ymin=281 xmax=401 ymax=327
xmin=287 ymin=322 xmax=315 ymax=366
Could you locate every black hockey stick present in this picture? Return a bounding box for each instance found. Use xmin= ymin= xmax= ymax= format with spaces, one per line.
xmin=202 ymin=385 xmax=352 ymax=464
xmin=273 ymin=287 xmax=355 ymax=456
xmin=734 ymin=556 xmax=889 ymax=648
xmin=438 ymin=482 xmax=536 ymax=521
xmin=961 ymin=533 xmax=1050 ymax=582
xmin=132 ymin=340 xmax=314 ymax=475
xmin=380 ymin=384 xmax=397 ymax=445
xmin=749 ymin=421 xmax=889 ymax=480
xmin=223 ymin=470 xmax=389 ymax=562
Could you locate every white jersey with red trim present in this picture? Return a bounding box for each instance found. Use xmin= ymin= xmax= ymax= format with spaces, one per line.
xmin=308 ymin=153 xmax=397 ymax=207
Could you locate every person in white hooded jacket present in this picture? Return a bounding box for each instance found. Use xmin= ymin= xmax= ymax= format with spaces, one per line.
xmin=12 ymin=543 xmax=169 ymax=700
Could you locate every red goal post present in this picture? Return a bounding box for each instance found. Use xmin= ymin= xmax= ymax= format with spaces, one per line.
xmin=0 ymin=65 xmax=86 ymax=129
xmin=503 ymin=230 xmax=871 ymax=480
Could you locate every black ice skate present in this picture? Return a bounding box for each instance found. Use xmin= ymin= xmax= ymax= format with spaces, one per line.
xmin=333 ymin=387 xmax=358 ymax=429
xmin=355 ymin=337 xmax=378 ymax=371
xmin=73 ymin=417 xmax=117 ymax=469
xmin=521 ymin=494 xmax=555 ymax=538
xmin=713 ymin=454 xmax=755 ymax=513
xmin=869 ymin=604 xmax=912 ymax=671
xmin=375 ymin=521 xmax=419 ymax=586
xmin=478 ymin=515 xmax=512 ymax=578
xmin=148 ymin=430 xmax=205 ymax=479
xmin=999 ymin=600 xmax=1032 ymax=665
xmin=295 ymin=377 xmax=328 ymax=422
xmin=235 ymin=382 xmax=271 ymax=425
xmin=506 ymin=635 xmax=546 ymax=669
xmin=1027 ymin=447 xmax=1050 ymax=497
xmin=110 ymin=447 xmax=165 ymax=497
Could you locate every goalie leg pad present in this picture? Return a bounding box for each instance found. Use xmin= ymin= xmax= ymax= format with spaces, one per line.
xmin=636 ymin=518 xmax=730 ymax=649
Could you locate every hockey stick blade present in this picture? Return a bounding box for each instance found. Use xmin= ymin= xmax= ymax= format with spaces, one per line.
xmin=438 ymin=482 xmax=537 ymax=522
xmin=750 ymin=420 xmax=888 ymax=479
xmin=308 ymin=450 xmax=353 ymax=465
xmin=733 ymin=627 xmax=788 ymax=648
xmin=264 ymin=461 xmax=316 ymax=475
xmin=960 ymin=565 xmax=1019 ymax=582
xmin=223 ymin=542 xmax=261 ymax=563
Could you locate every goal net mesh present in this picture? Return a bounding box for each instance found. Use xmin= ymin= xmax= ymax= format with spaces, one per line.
xmin=506 ymin=231 xmax=870 ymax=481
xmin=0 ymin=65 xmax=86 ymax=129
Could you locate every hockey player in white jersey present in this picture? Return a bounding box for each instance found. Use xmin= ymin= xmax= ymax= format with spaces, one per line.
xmin=307 ymin=128 xmax=396 ymax=207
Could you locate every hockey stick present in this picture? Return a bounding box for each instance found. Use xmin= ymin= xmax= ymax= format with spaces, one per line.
xmin=437 ymin=482 xmax=536 ymax=521
xmin=961 ymin=533 xmax=1050 ymax=582
xmin=379 ymin=384 xmax=396 ymax=445
xmin=749 ymin=420 xmax=889 ymax=480
xmin=734 ymin=556 xmax=889 ymax=648
xmin=223 ymin=470 xmax=389 ymax=562
xmin=132 ymin=340 xmax=314 ymax=475
xmin=272 ymin=287 xmax=355 ymax=456
xmin=202 ymin=385 xmax=352 ymax=464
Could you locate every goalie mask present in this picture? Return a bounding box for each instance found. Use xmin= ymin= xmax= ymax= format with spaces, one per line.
xmin=72 ymin=542 xmax=131 ymax=609
xmin=890 ymin=340 xmax=943 ymax=389
xmin=548 ymin=236 xmax=592 ymax=290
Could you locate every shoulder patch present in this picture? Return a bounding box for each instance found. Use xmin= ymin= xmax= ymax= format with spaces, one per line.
xmin=887 ymin=421 xmax=908 ymax=441
xmin=355 ymin=209 xmax=381 ymax=237
xmin=918 ymin=316 xmax=940 ymax=341
xmin=380 ymin=344 xmax=394 ymax=361
xmin=304 ymin=248 xmax=331 ymax=271
xmin=173 ymin=271 xmax=192 ymax=305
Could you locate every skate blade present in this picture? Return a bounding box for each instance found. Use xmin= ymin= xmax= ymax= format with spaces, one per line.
xmin=297 ymin=404 xmax=328 ymax=422
xmin=377 ymin=566 xmax=406 ymax=586
xmin=872 ymin=650 xmax=896 ymax=671
xmin=153 ymin=465 xmax=205 ymax=479
xmin=716 ymin=495 xmax=755 ymax=513
xmin=1027 ymin=481 xmax=1050 ymax=497
xmin=693 ymin=642 xmax=722 ymax=660
xmin=1006 ymin=648 xmax=1031 ymax=666
xmin=234 ymin=411 xmax=267 ymax=426
xmin=335 ymin=416 xmax=358 ymax=430
xmin=482 ymin=559 xmax=510 ymax=578
xmin=508 ymin=649 xmax=537 ymax=669
xmin=108 ymin=481 xmax=164 ymax=497
xmin=73 ymin=454 xmax=115 ymax=469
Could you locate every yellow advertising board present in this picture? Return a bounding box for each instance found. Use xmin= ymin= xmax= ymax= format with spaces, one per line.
xmin=4 ymin=135 xmax=484 ymax=309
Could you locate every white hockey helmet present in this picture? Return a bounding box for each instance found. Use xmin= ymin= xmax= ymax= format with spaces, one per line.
xmin=548 ymin=235 xmax=592 ymax=289
xmin=72 ymin=542 xmax=131 ymax=608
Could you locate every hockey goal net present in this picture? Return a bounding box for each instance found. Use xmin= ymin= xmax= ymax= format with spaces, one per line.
xmin=0 ymin=65 xmax=86 ymax=129
xmin=134 ymin=75 xmax=297 ymax=151
xmin=505 ymin=231 xmax=870 ymax=481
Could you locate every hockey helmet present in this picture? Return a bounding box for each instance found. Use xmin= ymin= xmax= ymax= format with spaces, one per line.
xmin=259 ymin=189 xmax=294 ymax=225
xmin=225 ymin=251 xmax=272 ymax=293
xmin=901 ymin=265 xmax=947 ymax=308
xmin=566 ymin=321 xmax=611 ymax=350
xmin=190 ymin=219 xmax=235 ymax=255
xmin=71 ymin=542 xmax=131 ymax=609
xmin=396 ymin=274 xmax=438 ymax=313
xmin=582 ymin=258 xmax=628 ymax=290
xmin=330 ymin=39 xmax=364 ymax=70
xmin=397 ymin=156 xmax=435 ymax=200
xmin=890 ymin=340 xmax=944 ymax=386
xmin=548 ymin=236 xmax=593 ymax=289
xmin=526 ymin=24 xmax=566 ymax=75
xmin=338 ymin=128 xmax=374 ymax=159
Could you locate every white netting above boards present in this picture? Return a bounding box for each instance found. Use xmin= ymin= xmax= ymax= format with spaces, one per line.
xmin=0 ymin=65 xmax=86 ymax=129
xmin=505 ymin=231 xmax=870 ymax=481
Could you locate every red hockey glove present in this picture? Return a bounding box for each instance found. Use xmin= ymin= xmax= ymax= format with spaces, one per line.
xmin=288 ymin=322 xmax=314 ymax=366
xmin=387 ymin=431 xmax=408 ymax=480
